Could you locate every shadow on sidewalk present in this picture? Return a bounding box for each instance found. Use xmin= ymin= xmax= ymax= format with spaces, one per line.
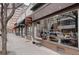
xmin=0 ymin=51 xmax=16 ymax=55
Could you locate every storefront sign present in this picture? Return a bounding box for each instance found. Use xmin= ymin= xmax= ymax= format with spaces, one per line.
xmin=25 ymin=17 xmax=32 ymax=26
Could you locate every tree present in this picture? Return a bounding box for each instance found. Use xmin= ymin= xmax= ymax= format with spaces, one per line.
xmin=0 ymin=3 xmax=23 ymax=55
xmin=58 ymin=10 xmax=78 ymax=32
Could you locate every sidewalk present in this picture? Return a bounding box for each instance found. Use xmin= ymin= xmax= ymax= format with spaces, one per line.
xmin=1 ymin=33 xmax=60 ymax=55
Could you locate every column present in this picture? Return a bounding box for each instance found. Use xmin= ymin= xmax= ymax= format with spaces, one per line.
xmin=25 ymin=25 xmax=27 ymax=36
xmin=18 ymin=27 xmax=20 ymax=36
xmin=47 ymin=19 xmax=50 ymax=41
xmin=21 ymin=26 xmax=23 ymax=37
xmin=78 ymin=9 xmax=79 ymax=48
xmin=31 ymin=23 xmax=35 ymax=42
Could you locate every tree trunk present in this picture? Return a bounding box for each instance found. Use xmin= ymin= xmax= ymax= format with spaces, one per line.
xmin=1 ymin=4 xmax=8 ymax=55
xmin=1 ymin=24 xmax=7 ymax=55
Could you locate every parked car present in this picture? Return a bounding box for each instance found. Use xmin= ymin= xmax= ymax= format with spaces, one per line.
xmin=49 ymin=31 xmax=64 ymax=42
xmin=40 ymin=31 xmax=47 ymax=40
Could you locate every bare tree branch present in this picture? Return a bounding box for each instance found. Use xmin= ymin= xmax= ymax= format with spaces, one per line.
xmin=62 ymin=14 xmax=76 ymax=19
xmin=0 ymin=4 xmax=23 ymax=9
xmin=6 ymin=3 xmax=23 ymax=23
xmin=6 ymin=3 xmax=15 ymax=23
xmin=4 ymin=3 xmax=8 ymax=21
xmin=15 ymin=3 xmax=23 ymax=9
xmin=5 ymin=3 xmax=9 ymax=7
xmin=1 ymin=3 xmax=4 ymax=25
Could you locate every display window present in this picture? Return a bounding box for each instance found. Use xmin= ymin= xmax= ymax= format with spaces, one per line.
xmin=48 ymin=10 xmax=78 ymax=47
xmin=36 ymin=10 xmax=78 ymax=48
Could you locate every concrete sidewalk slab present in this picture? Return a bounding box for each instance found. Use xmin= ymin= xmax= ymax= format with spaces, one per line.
xmin=1 ymin=33 xmax=60 ymax=55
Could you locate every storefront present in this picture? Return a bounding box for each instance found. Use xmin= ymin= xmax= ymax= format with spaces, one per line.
xmin=31 ymin=3 xmax=79 ymax=54
xmin=25 ymin=17 xmax=33 ymax=40
xmin=14 ymin=20 xmax=25 ymax=37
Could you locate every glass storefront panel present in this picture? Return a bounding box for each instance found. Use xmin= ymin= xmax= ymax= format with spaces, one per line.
xmin=36 ymin=10 xmax=78 ymax=48
xmin=34 ymin=10 xmax=78 ymax=48
xmin=48 ymin=10 xmax=78 ymax=47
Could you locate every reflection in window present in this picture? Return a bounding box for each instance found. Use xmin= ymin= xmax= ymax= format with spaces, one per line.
xmin=48 ymin=10 xmax=78 ymax=48
xmin=61 ymin=19 xmax=75 ymax=25
xmin=36 ymin=10 xmax=78 ymax=48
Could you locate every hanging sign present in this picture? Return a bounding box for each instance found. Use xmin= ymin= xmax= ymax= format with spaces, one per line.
xmin=25 ymin=17 xmax=32 ymax=26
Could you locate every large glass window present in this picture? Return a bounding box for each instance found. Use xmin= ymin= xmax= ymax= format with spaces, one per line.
xmin=35 ymin=10 xmax=78 ymax=48
xmin=48 ymin=10 xmax=78 ymax=48
xmin=61 ymin=19 xmax=75 ymax=25
xmin=39 ymin=19 xmax=48 ymax=40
